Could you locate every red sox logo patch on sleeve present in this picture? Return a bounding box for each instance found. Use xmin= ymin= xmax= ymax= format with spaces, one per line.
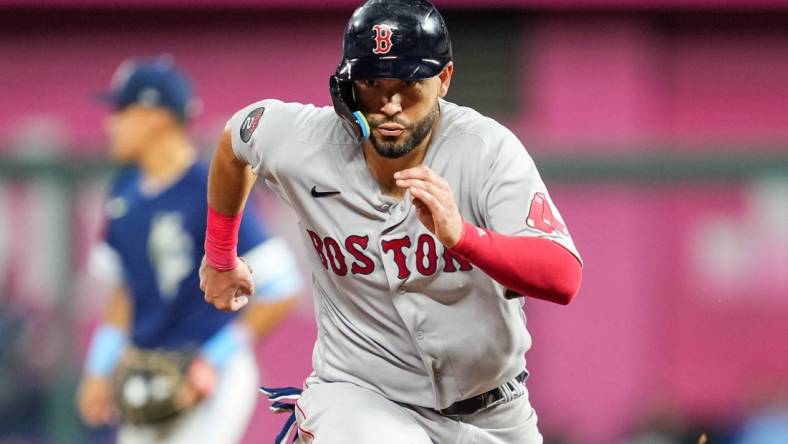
xmin=372 ymin=24 xmax=394 ymax=55
xmin=526 ymin=192 xmax=568 ymax=235
xmin=240 ymin=107 xmax=265 ymax=143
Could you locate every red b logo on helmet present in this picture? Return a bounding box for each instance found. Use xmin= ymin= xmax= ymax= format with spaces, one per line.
xmin=372 ymin=24 xmax=394 ymax=55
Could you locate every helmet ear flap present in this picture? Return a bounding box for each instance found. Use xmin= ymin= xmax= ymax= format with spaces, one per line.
xmin=329 ymin=75 xmax=370 ymax=143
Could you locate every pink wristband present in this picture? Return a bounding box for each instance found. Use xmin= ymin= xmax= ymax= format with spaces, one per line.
xmin=205 ymin=206 xmax=242 ymax=270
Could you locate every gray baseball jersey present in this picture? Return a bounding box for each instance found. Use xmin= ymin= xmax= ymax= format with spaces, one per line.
xmin=228 ymin=98 xmax=580 ymax=410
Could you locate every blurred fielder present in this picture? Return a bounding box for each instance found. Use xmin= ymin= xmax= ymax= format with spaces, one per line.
xmin=76 ymin=58 xmax=303 ymax=444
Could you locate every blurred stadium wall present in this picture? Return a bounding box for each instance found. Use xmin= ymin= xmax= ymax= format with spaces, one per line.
xmin=1 ymin=1 xmax=787 ymax=443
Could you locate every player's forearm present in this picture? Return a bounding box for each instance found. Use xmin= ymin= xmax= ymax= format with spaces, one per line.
xmin=205 ymin=130 xmax=258 ymax=270
xmin=103 ymin=285 xmax=131 ymax=330
xmin=449 ymin=221 xmax=582 ymax=305
xmin=207 ymin=129 xmax=256 ymax=215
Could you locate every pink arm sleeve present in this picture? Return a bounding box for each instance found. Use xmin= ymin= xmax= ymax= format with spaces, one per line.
xmin=449 ymin=221 xmax=582 ymax=305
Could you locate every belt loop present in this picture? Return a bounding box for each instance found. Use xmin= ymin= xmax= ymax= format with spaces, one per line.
xmin=438 ymin=370 xmax=527 ymax=417
xmin=500 ymin=381 xmax=513 ymax=403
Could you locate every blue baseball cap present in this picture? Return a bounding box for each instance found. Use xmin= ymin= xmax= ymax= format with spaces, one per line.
xmin=97 ymin=56 xmax=200 ymax=120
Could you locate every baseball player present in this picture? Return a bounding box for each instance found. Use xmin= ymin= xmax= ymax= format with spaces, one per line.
xmin=75 ymin=58 xmax=303 ymax=444
xmin=200 ymin=1 xmax=582 ymax=443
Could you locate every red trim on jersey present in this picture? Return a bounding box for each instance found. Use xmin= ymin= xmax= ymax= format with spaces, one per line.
xmin=295 ymin=401 xmax=316 ymax=440
xmin=204 ymin=206 xmax=242 ymax=270
xmin=449 ymin=221 xmax=582 ymax=305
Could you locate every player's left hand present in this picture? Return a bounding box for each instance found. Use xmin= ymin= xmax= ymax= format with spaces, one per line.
xmin=395 ymin=166 xmax=463 ymax=248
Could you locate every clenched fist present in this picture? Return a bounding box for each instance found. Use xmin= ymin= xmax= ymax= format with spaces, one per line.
xmin=199 ymin=256 xmax=254 ymax=312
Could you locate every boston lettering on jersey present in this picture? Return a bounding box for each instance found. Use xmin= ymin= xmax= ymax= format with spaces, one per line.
xmin=307 ymin=230 xmax=473 ymax=279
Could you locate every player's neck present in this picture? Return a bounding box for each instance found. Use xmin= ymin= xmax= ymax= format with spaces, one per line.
xmin=138 ymin=130 xmax=196 ymax=193
xmin=364 ymin=135 xmax=431 ymax=201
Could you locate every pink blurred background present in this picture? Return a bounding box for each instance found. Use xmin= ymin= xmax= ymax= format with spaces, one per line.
xmin=1 ymin=1 xmax=787 ymax=443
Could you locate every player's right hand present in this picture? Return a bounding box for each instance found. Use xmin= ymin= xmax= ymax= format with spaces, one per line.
xmin=199 ymin=256 xmax=255 ymax=312
xmin=76 ymin=376 xmax=117 ymax=427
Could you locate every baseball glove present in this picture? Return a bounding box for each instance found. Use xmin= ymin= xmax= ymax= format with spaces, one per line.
xmin=112 ymin=347 xmax=195 ymax=425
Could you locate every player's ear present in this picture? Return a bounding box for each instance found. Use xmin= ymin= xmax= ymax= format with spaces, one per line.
xmin=437 ymin=62 xmax=453 ymax=98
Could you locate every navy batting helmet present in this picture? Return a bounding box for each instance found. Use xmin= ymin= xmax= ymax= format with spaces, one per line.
xmin=329 ymin=0 xmax=453 ymax=143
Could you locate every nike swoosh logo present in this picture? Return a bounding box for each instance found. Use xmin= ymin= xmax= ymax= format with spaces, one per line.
xmin=311 ymin=186 xmax=341 ymax=198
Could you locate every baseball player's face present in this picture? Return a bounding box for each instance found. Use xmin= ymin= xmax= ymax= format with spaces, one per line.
xmin=105 ymin=105 xmax=171 ymax=163
xmin=355 ymin=64 xmax=454 ymax=158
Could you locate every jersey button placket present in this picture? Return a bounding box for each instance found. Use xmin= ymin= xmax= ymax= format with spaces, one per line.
xmin=376 ymin=195 xmax=396 ymax=214
xmin=379 ymin=230 xmax=439 ymax=404
xmin=381 ymin=198 xmax=411 ymax=232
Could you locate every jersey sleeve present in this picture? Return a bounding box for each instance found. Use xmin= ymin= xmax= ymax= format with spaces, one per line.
xmin=478 ymin=129 xmax=581 ymax=263
xmin=227 ymin=99 xmax=331 ymax=207
xmin=227 ymin=99 xmax=277 ymax=171
xmin=88 ymin=170 xmax=135 ymax=287
xmin=226 ymin=99 xmax=319 ymax=174
xmin=86 ymin=241 xmax=124 ymax=287
xmin=236 ymin=198 xmax=303 ymax=303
